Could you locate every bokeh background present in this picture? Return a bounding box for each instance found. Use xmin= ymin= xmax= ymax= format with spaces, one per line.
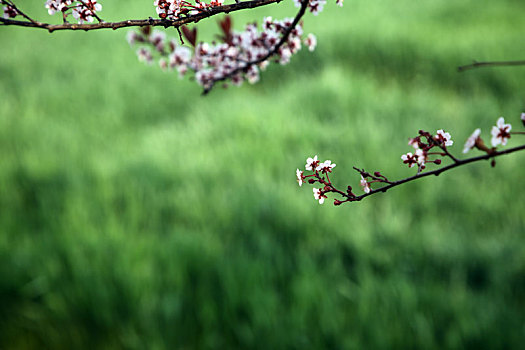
xmin=1 ymin=0 xmax=525 ymax=348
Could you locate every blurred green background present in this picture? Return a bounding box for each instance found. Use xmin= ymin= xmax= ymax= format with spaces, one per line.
xmin=1 ymin=0 xmax=525 ymax=349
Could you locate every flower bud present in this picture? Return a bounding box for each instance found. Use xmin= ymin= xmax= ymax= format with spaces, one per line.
xmin=324 ymin=185 xmax=331 ymax=192
xmin=308 ymin=178 xmax=315 ymax=184
xmin=334 ymin=199 xmax=343 ymax=206
xmin=374 ymin=171 xmax=381 ymax=177
xmin=434 ymin=159 xmax=441 ymax=165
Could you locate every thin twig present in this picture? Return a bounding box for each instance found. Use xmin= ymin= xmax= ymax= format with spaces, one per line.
xmin=458 ymin=60 xmax=525 ymax=72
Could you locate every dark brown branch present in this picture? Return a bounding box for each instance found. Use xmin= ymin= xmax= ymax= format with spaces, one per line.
xmin=0 ymin=0 xmax=281 ymax=32
xmin=342 ymin=144 xmax=525 ymax=204
xmin=201 ymin=0 xmax=308 ymax=95
xmin=458 ymin=60 xmax=525 ymax=72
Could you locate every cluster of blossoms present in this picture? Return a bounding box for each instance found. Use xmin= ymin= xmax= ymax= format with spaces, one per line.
xmin=154 ymin=0 xmax=224 ymax=19
xmin=44 ymin=0 xmax=102 ymax=23
xmin=128 ymin=15 xmax=318 ymax=89
xmin=401 ymin=129 xmax=453 ymax=171
xmin=297 ymin=156 xmax=337 ymax=204
xmin=297 ymin=113 xmax=525 ymax=206
xmin=126 ymin=0 xmax=343 ymax=90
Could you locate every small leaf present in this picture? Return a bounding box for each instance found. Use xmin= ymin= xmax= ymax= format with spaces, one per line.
xmin=181 ymin=26 xmax=197 ymax=47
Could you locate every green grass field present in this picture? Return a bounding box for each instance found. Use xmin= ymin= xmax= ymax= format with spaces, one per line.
xmin=1 ymin=0 xmax=525 ymax=348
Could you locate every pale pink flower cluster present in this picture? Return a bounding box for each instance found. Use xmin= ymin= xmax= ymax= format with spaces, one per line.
xmin=2 ymin=4 xmax=17 ymax=18
xmin=402 ymin=129 xmax=453 ymax=170
xmin=45 ymin=0 xmax=102 ymax=23
xmin=297 ymin=155 xmax=337 ymax=204
xmin=128 ymin=16 xmax=318 ymax=89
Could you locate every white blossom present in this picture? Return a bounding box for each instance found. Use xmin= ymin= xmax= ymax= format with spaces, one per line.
xmin=316 ymin=160 xmax=336 ymax=173
xmin=313 ymin=188 xmax=326 ymax=204
xmin=491 ymin=117 xmax=511 ymax=147
xmin=463 ymin=128 xmax=481 ymax=154
xmin=435 ymin=129 xmax=453 ymax=147
xmin=304 ymin=33 xmax=317 ymax=52
xmin=296 ymin=169 xmax=304 ymax=187
xmin=305 ymin=155 xmax=319 ymax=171
xmin=360 ymin=176 xmax=370 ymax=194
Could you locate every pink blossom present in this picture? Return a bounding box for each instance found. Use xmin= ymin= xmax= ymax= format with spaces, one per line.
xmin=491 ymin=117 xmax=511 ymax=147
xmin=359 ymin=176 xmax=370 ymax=194
xmin=137 ymin=47 xmax=153 ymax=64
xmin=304 ymin=34 xmax=317 ymax=52
xmin=313 ymin=188 xmax=327 ymax=204
xmin=296 ymin=169 xmax=304 ymax=187
xmin=401 ymin=149 xmax=425 ymax=168
xmin=463 ymin=128 xmax=481 ymax=154
xmin=45 ymin=0 xmax=72 ymax=16
xmin=408 ymin=137 xmax=420 ymax=149
xmin=316 ymin=160 xmax=336 ymax=173
xmin=435 ymin=129 xmax=453 ymax=147
xmin=305 ymin=155 xmax=319 ymax=171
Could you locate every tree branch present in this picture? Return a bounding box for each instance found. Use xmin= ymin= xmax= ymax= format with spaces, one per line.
xmin=458 ymin=60 xmax=525 ymax=72
xmin=0 ymin=0 xmax=281 ymax=32
xmin=341 ymin=144 xmax=525 ymax=204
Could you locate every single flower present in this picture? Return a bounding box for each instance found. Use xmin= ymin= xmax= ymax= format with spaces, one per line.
xmin=491 ymin=117 xmax=511 ymax=147
xmin=313 ymin=188 xmax=327 ymax=204
xmin=408 ymin=137 xmax=421 ymax=149
xmin=296 ymin=169 xmax=304 ymax=187
xmin=304 ymin=33 xmax=317 ymax=52
xmin=305 ymin=155 xmax=319 ymax=171
xmin=463 ymin=128 xmax=481 ymax=154
xmin=360 ymin=176 xmax=371 ymax=194
xmin=435 ymin=129 xmax=453 ymax=147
